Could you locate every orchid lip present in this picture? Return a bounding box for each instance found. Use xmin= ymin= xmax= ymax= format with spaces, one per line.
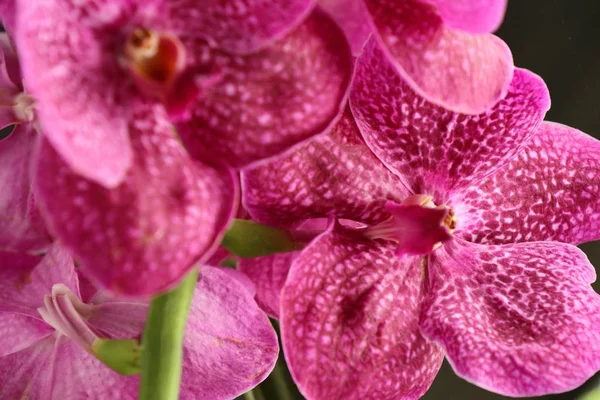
xmin=37 ymin=284 xmax=98 ymax=350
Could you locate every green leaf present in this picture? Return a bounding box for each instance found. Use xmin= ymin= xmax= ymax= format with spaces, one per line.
xmin=92 ymin=338 xmax=141 ymax=376
xmin=221 ymin=219 xmax=298 ymax=258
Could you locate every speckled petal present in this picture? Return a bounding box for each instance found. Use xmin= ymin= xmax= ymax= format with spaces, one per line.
xmin=238 ymin=251 xmax=297 ymax=318
xmin=14 ymin=0 xmax=153 ymax=187
xmin=169 ymin=0 xmax=314 ymax=54
xmin=242 ymin=108 xmax=407 ymax=227
xmin=0 ymin=313 xmax=53 ymax=357
xmin=426 ymin=0 xmax=508 ymax=33
xmin=35 ymin=101 xmax=237 ymax=296
xmin=351 ymin=39 xmax=549 ymax=199
xmin=0 ymin=244 xmax=78 ymax=317
xmin=363 ymin=1 xmax=513 ymax=114
xmin=421 ymin=239 xmax=600 ymax=397
xmin=177 ymin=9 xmax=353 ymax=169
xmin=319 ymin=0 xmax=372 ymax=54
xmin=453 ymin=122 xmax=600 ymax=246
xmin=180 ymin=266 xmax=279 ymax=400
xmin=281 ymin=221 xmax=444 ymax=399
xmin=0 ymin=127 xmax=51 ymax=253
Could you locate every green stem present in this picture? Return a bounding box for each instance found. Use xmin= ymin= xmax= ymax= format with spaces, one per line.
xmin=139 ymin=268 xmax=198 ymax=400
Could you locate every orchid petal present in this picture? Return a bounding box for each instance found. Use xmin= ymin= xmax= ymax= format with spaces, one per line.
xmin=351 ymin=39 xmax=550 ymax=199
xmin=282 ymin=221 xmax=444 ymax=399
xmin=35 ymin=101 xmax=237 ymax=296
xmin=238 ymin=251 xmax=297 ymax=318
xmin=169 ymin=0 xmax=314 ymax=54
xmin=180 ymin=266 xmax=279 ymax=400
xmin=426 ymin=0 xmax=508 ymax=33
xmin=319 ymin=0 xmax=372 ymax=54
xmin=243 ymin=108 xmax=408 ymax=227
xmin=453 ymin=121 xmax=600 ymax=245
xmin=363 ymin=0 xmax=513 ymax=114
xmin=177 ymin=9 xmax=353 ymax=169
xmin=0 ymin=313 xmax=53 ymax=357
xmin=88 ymin=302 xmax=147 ymax=339
xmin=421 ymin=239 xmax=600 ymax=396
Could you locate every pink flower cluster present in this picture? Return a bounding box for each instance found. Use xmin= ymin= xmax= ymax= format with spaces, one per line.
xmin=2 ymin=0 xmax=600 ymax=399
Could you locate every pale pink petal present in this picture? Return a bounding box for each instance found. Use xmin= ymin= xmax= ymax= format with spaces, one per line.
xmin=169 ymin=0 xmax=314 ymax=54
xmin=177 ymin=9 xmax=353 ymax=169
xmin=238 ymin=251 xmax=297 ymax=318
xmin=0 ymin=313 xmax=53 ymax=356
xmin=351 ymin=39 xmax=550 ymax=199
xmin=180 ymin=266 xmax=279 ymax=400
xmin=427 ymin=0 xmax=508 ymax=33
xmin=35 ymin=101 xmax=237 ymax=296
xmin=0 ymin=244 xmax=78 ymax=317
xmin=421 ymin=239 xmax=600 ymax=396
xmin=242 ymin=108 xmax=408 ymax=227
xmin=453 ymin=121 xmax=600 ymax=246
xmin=88 ymin=301 xmax=147 ymax=339
xmin=319 ymin=0 xmax=372 ymax=54
xmin=364 ymin=1 xmax=513 ymax=114
xmin=0 ymin=126 xmax=51 ymax=253
xmin=281 ymin=221 xmax=444 ymax=399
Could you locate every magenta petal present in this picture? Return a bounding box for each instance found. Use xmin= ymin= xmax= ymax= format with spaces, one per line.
xmin=454 ymin=121 xmax=600 ymax=246
xmin=351 ymin=39 xmax=549 ymax=198
xmin=364 ymin=1 xmax=513 ymax=114
xmin=0 ymin=244 xmax=78 ymax=317
xmin=0 ymin=313 xmax=53 ymax=357
xmin=87 ymin=301 xmax=147 ymax=339
xmin=421 ymin=239 xmax=600 ymax=396
xmin=170 ymin=0 xmax=314 ymax=54
xmin=0 ymin=126 xmax=51 ymax=253
xmin=238 ymin=251 xmax=297 ymax=318
xmin=319 ymin=0 xmax=372 ymax=54
xmin=242 ymin=108 xmax=408 ymax=227
xmin=281 ymin=222 xmax=444 ymax=399
xmin=14 ymin=0 xmax=136 ymax=188
xmin=177 ymin=9 xmax=353 ymax=169
xmin=35 ymin=102 xmax=237 ymax=296
xmin=427 ymin=0 xmax=508 ymax=33
xmin=180 ymin=266 xmax=279 ymax=400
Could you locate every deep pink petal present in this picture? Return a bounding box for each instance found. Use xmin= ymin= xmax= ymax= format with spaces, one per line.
xmin=0 ymin=244 xmax=78 ymax=317
xmin=176 ymin=9 xmax=353 ymax=169
xmin=281 ymin=221 xmax=444 ymax=399
xmin=0 ymin=126 xmax=51 ymax=253
xmin=169 ymin=0 xmax=314 ymax=54
xmin=242 ymin=108 xmax=408 ymax=227
xmin=35 ymin=101 xmax=237 ymax=296
xmin=421 ymin=239 xmax=600 ymax=396
xmin=319 ymin=0 xmax=372 ymax=54
xmin=351 ymin=39 xmax=550 ymax=199
xmin=87 ymin=301 xmax=147 ymax=339
xmin=454 ymin=121 xmax=600 ymax=246
xmin=426 ymin=0 xmax=508 ymax=33
xmin=180 ymin=266 xmax=279 ymax=400
xmin=238 ymin=251 xmax=297 ymax=318
xmin=363 ymin=1 xmax=513 ymax=114
xmin=0 ymin=1 xmax=16 ymax=34
xmin=0 ymin=313 xmax=53 ymax=357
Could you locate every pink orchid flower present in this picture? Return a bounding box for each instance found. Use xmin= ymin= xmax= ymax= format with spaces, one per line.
xmin=241 ymin=39 xmax=600 ymax=398
xmin=0 ymin=243 xmax=279 ymax=399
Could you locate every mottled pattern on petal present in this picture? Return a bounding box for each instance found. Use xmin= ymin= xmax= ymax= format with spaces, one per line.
xmin=169 ymin=0 xmax=314 ymax=54
xmin=14 ymin=0 xmax=165 ymax=187
xmin=243 ymin=109 xmax=407 ymax=227
xmin=177 ymin=9 xmax=353 ymax=169
xmin=319 ymin=0 xmax=372 ymax=54
xmin=427 ymin=0 xmax=508 ymax=33
xmin=180 ymin=266 xmax=278 ymax=400
xmin=0 ymin=244 xmax=78 ymax=316
xmin=238 ymin=251 xmax=296 ymax=318
xmin=421 ymin=239 xmax=600 ymax=397
xmin=282 ymin=222 xmax=444 ymax=399
xmin=35 ymin=102 xmax=237 ymax=296
xmin=0 ymin=313 xmax=53 ymax=357
xmin=51 ymin=335 xmax=138 ymax=399
xmin=0 ymin=127 xmax=51 ymax=253
xmin=351 ymin=39 xmax=549 ymax=200
xmin=454 ymin=122 xmax=600 ymax=246
xmin=363 ymin=2 xmax=513 ymax=114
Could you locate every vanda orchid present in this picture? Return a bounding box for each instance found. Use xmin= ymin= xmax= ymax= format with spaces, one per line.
xmin=242 ymin=39 xmax=600 ymax=398
xmin=3 ymin=0 xmax=353 ymax=295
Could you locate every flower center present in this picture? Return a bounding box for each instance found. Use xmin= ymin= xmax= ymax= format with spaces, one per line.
xmin=37 ymin=284 xmax=98 ymax=351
